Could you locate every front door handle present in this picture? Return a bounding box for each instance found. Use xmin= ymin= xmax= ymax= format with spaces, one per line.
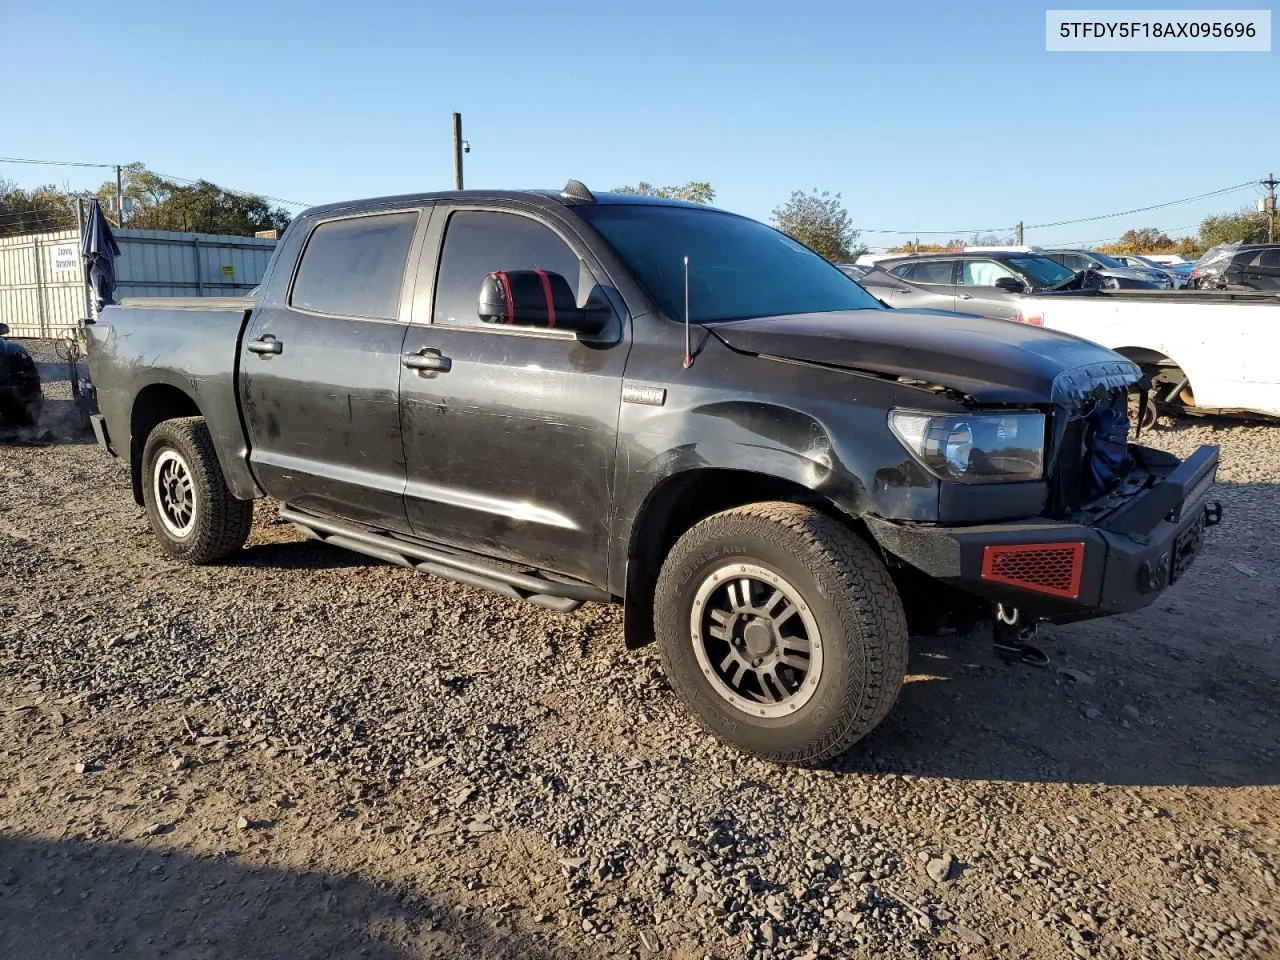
xmin=403 ymin=349 xmax=452 ymax=375
xmin=957 ymin=293 xmax=973 ymax=300
xmin=247 ymin=336 xmax=283 ymax=357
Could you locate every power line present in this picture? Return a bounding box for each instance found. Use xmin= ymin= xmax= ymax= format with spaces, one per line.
xmin=0 ymin=156 xmax=116 ymax=169
xmin=1 ymin=155 xmax=310 ymax=209
xmin=1024 ymin=182 xmax=1255 ymax=230
xmin=150 ymin=170 xmax=310 ymax=208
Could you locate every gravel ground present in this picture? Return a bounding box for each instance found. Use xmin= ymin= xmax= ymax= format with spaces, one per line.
xmin=2 ymin=340 xmax=1277 ymax=959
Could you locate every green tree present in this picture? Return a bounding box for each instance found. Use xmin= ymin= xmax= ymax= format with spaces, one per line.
xmin=1098 ymin=227 xmax=1177 ymax=255
xmin=98 ymin=163 xmax=292 ymax=236
xmin=0 ymin=179 xmax=76 ymax=237
xmin=612 ymin=181 xmax=716 ymax=204
xmin=1174 ymin=236 xmax=1203 ymax=258
xmin=771 ymin=189 xmax=863 ymax=262
xmin=1198 ymin=207 xmax=1269 ymax=247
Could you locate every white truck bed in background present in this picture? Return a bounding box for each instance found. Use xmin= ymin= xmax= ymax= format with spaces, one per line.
xmin=1013 ymin=292 xmax=1280 ymax=418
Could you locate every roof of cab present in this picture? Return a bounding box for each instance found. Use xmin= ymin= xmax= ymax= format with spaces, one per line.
xmin=297 ymin=182 xmax=714 ymax=220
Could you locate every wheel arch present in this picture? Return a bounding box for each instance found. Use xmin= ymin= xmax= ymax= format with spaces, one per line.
xmin=1111 ymin=346 xmax=1195 ymax=408
xmin=619 ymin=467 xmax=866 ymax=649
xmin=129 ymin=384 xmax=203 ymax=505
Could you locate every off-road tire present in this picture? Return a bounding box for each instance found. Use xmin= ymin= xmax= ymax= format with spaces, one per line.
xmin=141 ymin=417 xmax=252 ymax=564
xmin=654 ymin=502 xmax=909 ymax=764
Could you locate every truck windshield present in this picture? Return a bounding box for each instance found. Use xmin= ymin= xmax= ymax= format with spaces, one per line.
xmin=1005 ymin=255 xmax=1075 ymax=287
xmin=576 ymin=204 xmax=883 ymax=323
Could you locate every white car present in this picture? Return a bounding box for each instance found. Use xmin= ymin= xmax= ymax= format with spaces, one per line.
xmin=1012 ymin=291 xmax=1280 ymax=419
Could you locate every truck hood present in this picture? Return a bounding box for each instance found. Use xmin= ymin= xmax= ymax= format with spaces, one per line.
xmin=711 ymin=309 xmax=1140 ymax=407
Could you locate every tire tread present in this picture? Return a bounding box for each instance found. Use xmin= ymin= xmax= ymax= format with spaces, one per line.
xmin=142 ymin=417 xmax=252 ymax=564
xmin=654 ymin=501 xmax=909 ymax=764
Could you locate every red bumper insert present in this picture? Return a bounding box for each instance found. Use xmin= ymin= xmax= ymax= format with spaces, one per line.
xmin=981 ymin=542 xmax=1085 ymax=599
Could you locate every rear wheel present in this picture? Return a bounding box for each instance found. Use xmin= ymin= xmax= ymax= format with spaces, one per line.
xmin=654 ymin=502 xmax=909 ymax=764
xmin=141 ymin=417 xmax=252 ymax=564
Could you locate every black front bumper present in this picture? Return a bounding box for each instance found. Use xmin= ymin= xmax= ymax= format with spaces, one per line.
xmin=865 ymin=444 xmax=1221 ymax=623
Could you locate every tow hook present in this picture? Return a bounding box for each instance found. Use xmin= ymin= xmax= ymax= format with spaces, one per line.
xmin=992 ymin=604 xmax=1049 ymax=668
xmin=1204 ymin=500 xmax=1223 ymax=527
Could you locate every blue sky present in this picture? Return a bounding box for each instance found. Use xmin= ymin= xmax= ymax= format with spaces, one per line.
xmin=2 ymin=0 xmax=1275 ymax=248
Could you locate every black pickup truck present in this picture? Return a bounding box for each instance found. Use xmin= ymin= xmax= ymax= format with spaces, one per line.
xmin=85 ymin=182 xmax=1222 ymax=763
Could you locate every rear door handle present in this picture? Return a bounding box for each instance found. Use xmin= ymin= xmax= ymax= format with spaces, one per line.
xmin=957 ymin=293 xmax=973 ymax=300
xmin=247 ymin=336 xmax=283 ymax=356
xmin=403 ymin=349 xmax=452 ymax=374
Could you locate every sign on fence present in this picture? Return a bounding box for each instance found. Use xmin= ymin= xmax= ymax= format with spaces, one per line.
xmin=50 ymin=243 xmax=80 ymax=273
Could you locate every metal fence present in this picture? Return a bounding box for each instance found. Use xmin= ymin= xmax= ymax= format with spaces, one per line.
xmin=0 ymin=228 xmax=277 ymax=339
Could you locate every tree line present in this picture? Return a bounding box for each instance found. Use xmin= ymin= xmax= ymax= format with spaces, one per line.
xmin=0 ymin=163 xmax=293 ymax=239
xmin=3 ymin=168 xmax=1267 ymax=259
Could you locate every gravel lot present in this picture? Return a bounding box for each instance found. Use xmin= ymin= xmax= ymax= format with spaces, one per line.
xmin=2 ymin=341 xmax=1277 ymax=959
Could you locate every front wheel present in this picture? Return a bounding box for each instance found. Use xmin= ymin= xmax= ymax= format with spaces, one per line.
xmin=140 ymin=417 xmax=252 ymax=564
xmin=654 ymin=502 xmax=909 ymax=764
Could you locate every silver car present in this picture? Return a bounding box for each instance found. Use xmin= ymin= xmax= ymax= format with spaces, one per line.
xmin=1110 ymin=254 xmax=1187 ymax=288
xmin=1040 ymin=249 xmax=1173 ymax=289
xmin=859 ymin=251 xmax=1101 ymax=320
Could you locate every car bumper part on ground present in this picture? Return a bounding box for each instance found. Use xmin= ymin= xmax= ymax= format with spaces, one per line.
xmin=866 ymin=444 xmax=1221 ymax=623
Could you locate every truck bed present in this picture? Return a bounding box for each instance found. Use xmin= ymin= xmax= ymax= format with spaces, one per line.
xmin=1032 ymin=288 xmax=1280 ymax=305
xmin=85 ymin=300 xmax=259 ymax=500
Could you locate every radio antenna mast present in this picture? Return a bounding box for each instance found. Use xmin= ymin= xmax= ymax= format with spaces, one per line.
xmin=682 ymin=256 xmax=692 ymax=368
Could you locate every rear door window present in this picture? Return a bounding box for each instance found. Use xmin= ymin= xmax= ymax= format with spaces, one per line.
xmin=290 ymin=212 xmax=419 ymax=320
xmin=900 ymin=260 xmax=956 ymax=284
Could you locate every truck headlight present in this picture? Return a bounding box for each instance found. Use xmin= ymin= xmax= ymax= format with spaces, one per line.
xmin=888 ymin=410 xmax=1046 ymax=483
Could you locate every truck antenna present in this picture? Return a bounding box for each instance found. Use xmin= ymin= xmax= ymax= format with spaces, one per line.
xmin=682 ymin=256 xmax=693 ymax=369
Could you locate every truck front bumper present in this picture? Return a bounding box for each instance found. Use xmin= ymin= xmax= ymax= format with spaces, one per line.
xmin=865 ymin=444 xmax=1221 ymax=623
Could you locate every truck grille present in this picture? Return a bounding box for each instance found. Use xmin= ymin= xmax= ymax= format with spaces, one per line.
xmin=1050 ymin=388 xmax=1132 ymax=516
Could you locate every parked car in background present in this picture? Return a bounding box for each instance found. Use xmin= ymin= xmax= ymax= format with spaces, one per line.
xmin=1189 ymin=243 xmax=1280 ymax=291
xmin=1109 ymin=254 xmax=1188 ymax=288
xmin=1165 ymin=261 xmax=1196 ymax=283
xmin=862 ymin=249 xmax=1106 ymax=319
xmin=0 ymin=323 xmax=43 ymax=426
xmin=1040 ymin=249 xmax=1174 ymax=289
xmin=836 ymin=262 xmax=871 ymax=279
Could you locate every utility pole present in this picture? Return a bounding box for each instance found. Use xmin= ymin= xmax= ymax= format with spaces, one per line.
xmin=1263 ymin=172 xmax=1278 ymax=244
xmin=1016 ymin=221 xmax=1024 ymax=245
xmin=115 ymin=165 xmax=124 ymax=225
xmin=452 ymin=113 xmax=464 ymax=190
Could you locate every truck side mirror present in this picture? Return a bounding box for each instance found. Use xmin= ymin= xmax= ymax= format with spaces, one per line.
xmin=477 ymin=270 xmax=610 ymax=335
xmin=994 ymin=277 xmax=1026 ymax=293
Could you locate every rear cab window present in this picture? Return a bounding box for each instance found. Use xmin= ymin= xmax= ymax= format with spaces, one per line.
xmin=290 ymin=212 xmax=419 ymax=319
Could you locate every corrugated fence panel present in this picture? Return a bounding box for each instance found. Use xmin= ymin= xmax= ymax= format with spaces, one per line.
xmin=0 ymin=230 xmax=87 ymax=338
xmin=0 ymin=227 xmax=275 ymax=338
